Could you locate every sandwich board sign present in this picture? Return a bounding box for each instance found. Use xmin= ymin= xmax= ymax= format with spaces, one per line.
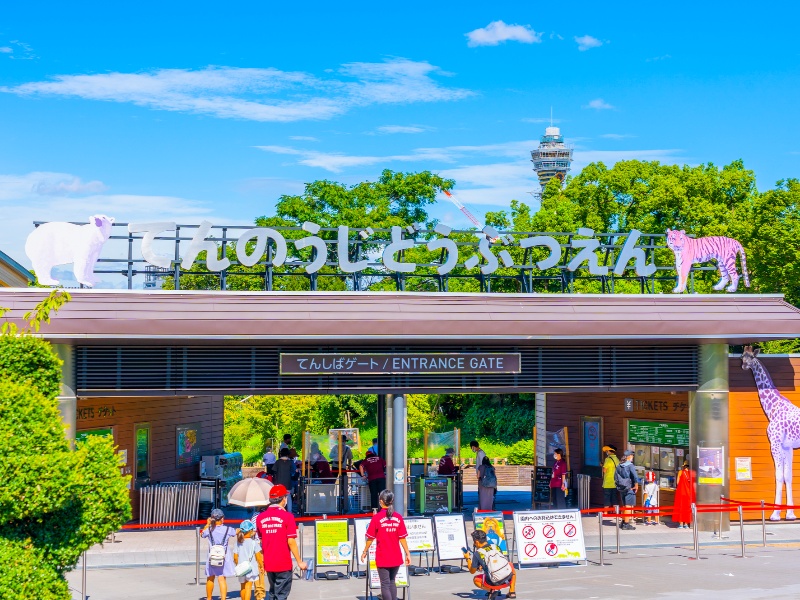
xmin=433 ymin=513 xmax=468 ymax=561
xmin=512 ymin=509 xmax=586 ymax=567
xmin=404 ymin=518 xmax=435 ymax=552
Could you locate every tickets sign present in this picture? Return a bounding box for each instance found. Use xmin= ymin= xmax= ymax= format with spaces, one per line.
xmin=512 ymin=510 xmax=586 ymax=565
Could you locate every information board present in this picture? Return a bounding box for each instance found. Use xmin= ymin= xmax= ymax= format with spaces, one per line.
xmin=405 ymin=518 xmax=435 ymax=552
xmin=472 ymin=511 xmax=508 ymax=555
xmin=533 ymin=467 xmax=552 ymax=504
xmin=628 ymin=420 xmax=689 ymax=446
xmin=76 ymin=428 xmax=113 ymax=444
xmin=368 ymin=561 xmax=408 ymax=589
xmin=433 ymin=514 xmax=468 ymax=561
xmin=316 ymin=520 xmax=351 ymax=566
xmin=354 ymin=518 xmax=370 ymax=567
xmin=512 ymin=510 xmax=586 ymax=566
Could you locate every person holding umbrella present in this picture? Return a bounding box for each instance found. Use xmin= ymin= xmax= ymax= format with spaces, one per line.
xmin=255 ymin=484 xmax=307 ymax=600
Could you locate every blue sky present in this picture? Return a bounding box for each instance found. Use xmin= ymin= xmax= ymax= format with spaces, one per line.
xmin=1 ymin=1 xmax=799 ymax=272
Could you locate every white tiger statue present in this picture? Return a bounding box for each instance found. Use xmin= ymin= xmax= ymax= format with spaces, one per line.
xmin=666 ymin=228 xmax=750 ymax=293
xmin=25 ymin=215 xmax=115 ymax=287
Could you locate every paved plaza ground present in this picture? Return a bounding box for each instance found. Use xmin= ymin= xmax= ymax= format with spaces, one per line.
xmin=66 ymin=488 xmax=800 ymax=599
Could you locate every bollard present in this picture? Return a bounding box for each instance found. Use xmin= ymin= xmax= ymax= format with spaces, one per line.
xmin=597 ymin=512 xmax=604 ymax=566
xmin=613 ymin=504 xmax=621 ymax=554
xmin=761 ymin=500 xmax=767 ymax=547
xmin=738 ymin=505 xmax=746 ymax=558
xmin=196 ymin=527 xmax=201 ymax=586
xmin=81 ymin=550 xmax=87 ymax=600
xmin=299 ymin=523 xmax=304 ymax=562
xmin=690 ymin=503 xmax=699 ymax=561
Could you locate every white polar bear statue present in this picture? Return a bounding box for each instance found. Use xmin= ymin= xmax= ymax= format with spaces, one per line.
xmin=25 ymin=215 xmax=115 ymax=287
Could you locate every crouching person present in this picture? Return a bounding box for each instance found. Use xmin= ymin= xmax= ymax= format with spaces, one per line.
xmin=463 ymin=530 xmax=516 ymax=600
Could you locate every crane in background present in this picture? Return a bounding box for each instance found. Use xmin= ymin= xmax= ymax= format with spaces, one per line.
xmin=441 ymin=189 xmax=500 ymax=242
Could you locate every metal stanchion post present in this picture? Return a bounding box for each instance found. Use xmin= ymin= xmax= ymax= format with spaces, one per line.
xmin=761 ymin=500 xmax=767 ymax=547
xmin=81 ymin=550 xmax=87 ymax=600
xmin=195 ymin=527 xmax=201 ymax=586
xmin=597 ymin=512 xmax=604 ymax=566
xmin=738 ymin=505 xmax=746 ymax=558
xmin=299 ymin=523 xmax=304 ymax=562
xmin=614 ymin=504 xmax=621 ymax=554
xmin=690 ymin=503 xmax=700 ymax=561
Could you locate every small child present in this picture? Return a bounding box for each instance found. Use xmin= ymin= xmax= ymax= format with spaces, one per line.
xmin=643 ymin=471 xmax=660 ymax=525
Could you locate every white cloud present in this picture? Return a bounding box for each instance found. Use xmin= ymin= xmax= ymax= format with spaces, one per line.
xmin=466 ymin=20 xmax=542 ymax=47
xmin=375 ymin=125 xmax=428 ymax=134
xmin=0 ymin=47 xmax=11 ymax=54
xmin=646 ymin=54 xmax=672 ymax=62
xmin=600 ymin=133 xmax=636 ymax=140
xmin=0 ymin=172 xmax=228 ymax=284
xmin=2 ymin=59 xmax=472 ymax=123
xmin=289 ymin=135 xmax=319 ymax=141
xmin=575 ymin=35 xmax=603 ymax=51
xmin=584 ymin=98 xmax=614 ymax=110
xmin=7 ymin=40 xmax=36 ymax=60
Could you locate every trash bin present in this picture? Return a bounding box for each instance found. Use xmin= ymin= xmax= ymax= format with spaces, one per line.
xmin=576 ymin=474 xmax=591 ymax=510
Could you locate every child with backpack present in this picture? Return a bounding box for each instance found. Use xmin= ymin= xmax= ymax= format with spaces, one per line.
xmin=463 ymin=529 xmax=516 ymax=600
xmin=201 ymin=508 xmax=237 ymax=600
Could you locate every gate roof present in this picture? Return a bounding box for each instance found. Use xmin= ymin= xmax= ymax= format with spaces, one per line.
xmin=1 ymin=289 xmax=799 ymax=345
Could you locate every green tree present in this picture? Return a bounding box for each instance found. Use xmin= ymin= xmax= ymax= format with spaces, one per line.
xmin=0 ymin=292 xmax=131 ymax=599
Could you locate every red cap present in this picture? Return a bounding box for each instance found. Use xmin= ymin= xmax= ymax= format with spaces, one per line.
xmin=269 ymin=484 xmax=289 ymax=499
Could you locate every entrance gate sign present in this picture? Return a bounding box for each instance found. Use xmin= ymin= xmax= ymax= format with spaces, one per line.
xmin=512 ymin=510 xmax=586 ymax=566
xmin=280 ymin=353 xmax=521 ymax=375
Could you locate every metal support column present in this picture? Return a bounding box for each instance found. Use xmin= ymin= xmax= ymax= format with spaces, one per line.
xmin=385 ymin=394 xmax=394 ymax=497
xmin=53 ymin=344 xmax=77 ymax=449
xmin=392 ymin=394 xmax=407 ymax=515
xmin=690 ymin=343 xmax=730 ymax=532
xmin=377 ymin=394 xmax=386 ymax=459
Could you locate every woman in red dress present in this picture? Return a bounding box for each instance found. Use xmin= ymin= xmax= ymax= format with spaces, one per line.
xmin=672 ymin=460 xmax=695 ymax=528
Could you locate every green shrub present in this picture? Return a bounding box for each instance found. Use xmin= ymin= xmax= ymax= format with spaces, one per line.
xmin=506 ymin=439 xmax=535 ymax=465
xmin=0 ymin=336 xmax=62 ymax=398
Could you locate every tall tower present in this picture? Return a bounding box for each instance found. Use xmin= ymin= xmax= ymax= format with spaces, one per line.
xmin=530 ymin=125 xmax=573 ymax=194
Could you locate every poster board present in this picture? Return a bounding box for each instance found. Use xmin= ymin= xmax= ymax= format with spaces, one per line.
xmin=472 ymin=511 xmax=508 ymax=555
xmin=698 ymin=446 xmax=725 ymax=485
xmin=735 ymin=457 xmax=752 ymax=481
xmin=368 ymin=560 xmax=408 ymax=589
xmin=176 ymin=423 xmax=201 ymax=467
xmin=76 ymin=427 xmax=113 ymax=444
xmin=433 ymin=514 xmax=468 ymax=561
xmin=405 ymin=518 xmax=435 ymax=552
xmin=512 ymin=509 xmax=586 ymax=566
xmin=315 ymin=520 xmax=351 ymax=566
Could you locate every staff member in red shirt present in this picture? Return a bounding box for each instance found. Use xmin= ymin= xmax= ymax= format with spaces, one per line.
xmin=254 ymin=484 xmax=307 ymax=600
xmin=359 ymin=450 xmax=387 ymax=510
xmin=550 ymin=448 xmax=568 ymax=509
xmin=360 ymin=490 xmax=411 ymax=600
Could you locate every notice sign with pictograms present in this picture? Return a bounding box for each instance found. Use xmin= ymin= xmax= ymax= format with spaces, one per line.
xmin=512 ymin=510 xmax=586 ymax=566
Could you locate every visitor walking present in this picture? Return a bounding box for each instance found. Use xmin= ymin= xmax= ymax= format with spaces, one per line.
xmin=359 ymin=450 xmax=387 ymax=510
xmin=360 ymin=490 xmax=412 ymax=600
xmin=601 ymin=445 xmax=620 ymax=510
xmin=477 ymin=456 xmax=497 ymax=510
xmin=255 ymin=485 xmax=307 ymax=600
xmin=233 ymin=520 xmax=261 ymax=600
xmin=672 ymin=460 xmax=695 ymax=528
xmin=616 ymin=450 xmax=640 ymax=529
xmin=200 ymin=508 xmax=236 ymax=600
xmin=550 ymin=448 xmax=568 ymax=509
xmin=273 ymin=448 xmax=296 ymax=513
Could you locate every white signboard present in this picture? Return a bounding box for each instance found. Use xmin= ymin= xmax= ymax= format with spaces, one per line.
xmin=369 ymin=562 xmax=408 ymax=589
xmin=354 ymin=518 xmax=371 ymax=567
xmin=512 ymin=510 xmax=586 ymax=565
xmin=433 ymin=514 xmax=468 ymax=561
xmin=405 ymin=518 xmax=435 ymax=552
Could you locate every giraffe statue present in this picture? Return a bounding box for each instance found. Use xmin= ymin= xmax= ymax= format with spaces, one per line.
xmin=741 ymin=346 xmax=800 ymax=520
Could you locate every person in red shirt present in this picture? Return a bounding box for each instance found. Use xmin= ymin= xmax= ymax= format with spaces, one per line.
xmin=550 ymin=448 xmax=568 ymax=509
xmin=438 ymin=447 xmax=457 ymax=476
xmin=360 ymin=490 xmax=411 ymax=600
xmin=254 ymin=484 xmax=307 ymax=600
xmin=359 ymin=450 xmax=387 ymax=510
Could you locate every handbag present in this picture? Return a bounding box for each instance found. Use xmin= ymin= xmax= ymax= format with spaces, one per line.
xmin=234 ymin=539 xmax=255 ymax=577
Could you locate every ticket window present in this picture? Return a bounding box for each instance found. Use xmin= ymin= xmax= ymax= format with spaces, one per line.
xmin=632 ymin=444 xmax=687 ymax=490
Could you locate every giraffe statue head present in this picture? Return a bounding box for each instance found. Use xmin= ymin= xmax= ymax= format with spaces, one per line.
xmin=741 ymin=345 xmax=760 ymax=370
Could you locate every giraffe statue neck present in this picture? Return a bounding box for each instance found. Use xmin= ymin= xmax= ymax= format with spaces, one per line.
xmin=750 ymin=358 xmax=780 ymax=416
